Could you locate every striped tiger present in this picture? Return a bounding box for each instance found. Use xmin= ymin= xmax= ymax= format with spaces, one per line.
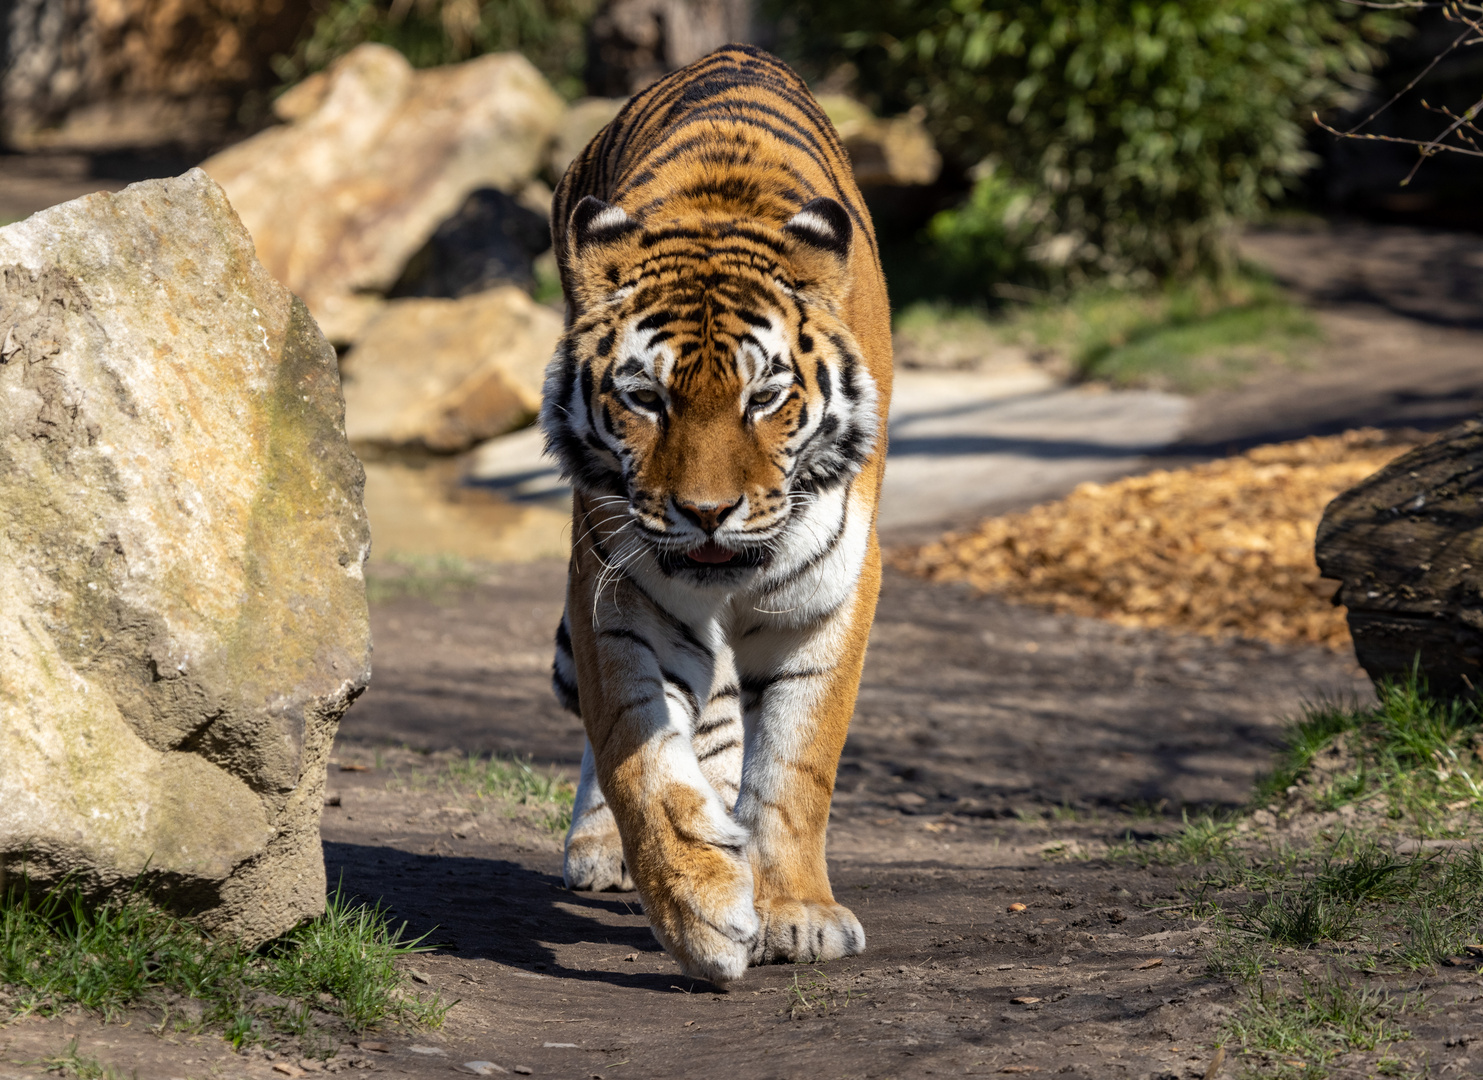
xmin=540 ymin=44 xmax=892 ymax=985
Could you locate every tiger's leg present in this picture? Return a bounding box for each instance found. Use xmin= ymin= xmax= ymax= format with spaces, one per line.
xmin=555 ymin=607 xmax=634 ymax=892
xmin=732 ymin=549 xmax=879 ymax=966
xmin=563 ymin=739 xmax=634 ymax=891
xmin=692 ymin=650 xmax=744 ymax=811
xmin=567 ymin=536 xmax=758 ymax=984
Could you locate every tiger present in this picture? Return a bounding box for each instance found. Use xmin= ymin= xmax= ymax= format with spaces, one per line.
xmin=539 ymin=43 xmax=893 ymax=985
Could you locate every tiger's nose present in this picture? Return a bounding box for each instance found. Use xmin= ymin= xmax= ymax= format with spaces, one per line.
xmin=675 ymin=497 xmax=741 ymax=535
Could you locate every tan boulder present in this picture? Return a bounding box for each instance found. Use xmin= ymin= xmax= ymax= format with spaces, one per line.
xmin=817 ymin=94 xmax=941 ymax=188
xmin=0 ymin=170 xmax=371 ymax=945
xmin=202 ymin=44 xmax=566 ymax=343
xmin=549 ymin=97 xmax=628 ymax=180
xmin=340 ymin=286 xmax=563 ymax=452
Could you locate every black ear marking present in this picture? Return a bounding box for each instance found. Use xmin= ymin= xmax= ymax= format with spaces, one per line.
xmin=783 ymin=197 xmax=852 ymax=259
xmin=571 ymin=195 xmax=638 ymax=252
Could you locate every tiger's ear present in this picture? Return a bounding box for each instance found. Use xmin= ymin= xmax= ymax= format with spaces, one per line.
xmin=781 ymin=197 xmax=853 ymax=298
xmin=563 ymin=196 xmax=641 ymax=309
xmin=570 ymin=195 xmax=639 ymax=252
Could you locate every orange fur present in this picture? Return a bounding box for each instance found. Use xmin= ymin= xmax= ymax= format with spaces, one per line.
xmin=541 ymin=44 xmax=892 ymax=983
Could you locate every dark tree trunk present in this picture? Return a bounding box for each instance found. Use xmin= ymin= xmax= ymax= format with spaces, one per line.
xmin=0 ymin=0 xmax=312 ymax=152
xmin=0 ymin=0 xmax=94 ymax=145
xmin=1316 ymin=418 xmax=1483 ymax=699
xmin=585 ymin=0 xmax=753 ymax=97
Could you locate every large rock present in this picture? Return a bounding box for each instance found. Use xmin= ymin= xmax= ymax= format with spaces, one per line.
xmin=1316 ymin=419 xmax=1483 ymax=698
xmin=202 ymin=44 xmax=565 ymax=343
xmin=340 ymin=286 xmax=562 ymax=452
xmin=817 ymin=95 xmax=941 ymax=188
xmin=548 ymin=97 xmax=628 ymax=179
xmin=0 ymin=170 xmax=371 ymax=945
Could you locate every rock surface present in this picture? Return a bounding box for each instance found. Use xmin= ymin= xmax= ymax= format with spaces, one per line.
xmin=817 ymin=95 xmax=941 ymax=188
xmin=0 ymin=169 xmax=371 ymax=945
xmin=202 ymin=44 xmax=565 ymax=343
xmin=548 ymin=97 xmax=628 ymax=179
xmin=340 ymin=286 xmax=562 ymax=452
xmin=1316 ymin=419 xmax=1483 ymax=698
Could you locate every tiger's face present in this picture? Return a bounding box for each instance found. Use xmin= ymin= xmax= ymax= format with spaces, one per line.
xmin=542 ymin=197 xmax=879 ymax=581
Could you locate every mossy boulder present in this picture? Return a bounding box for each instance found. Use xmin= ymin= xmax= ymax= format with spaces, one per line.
xmin=0 ymin=169 xmax=371 ymax=945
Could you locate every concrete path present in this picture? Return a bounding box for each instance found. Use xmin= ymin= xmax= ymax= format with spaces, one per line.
xmin=464 ymin=367 xmax=1190 ymax=537
xmin=878 ymin=369 xmax=1187 ymax=534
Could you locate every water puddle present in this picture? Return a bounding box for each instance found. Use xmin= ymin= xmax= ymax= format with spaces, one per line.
xmin=360 ymin=454 xmax=569 ymax=565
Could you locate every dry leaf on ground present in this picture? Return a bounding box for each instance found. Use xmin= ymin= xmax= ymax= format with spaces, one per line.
xmin=892 ymin=429 xmax=1423 ymax=648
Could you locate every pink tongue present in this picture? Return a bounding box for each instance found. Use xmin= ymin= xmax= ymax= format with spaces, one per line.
xmin=687 ymin=540 xmax=736 ymax=564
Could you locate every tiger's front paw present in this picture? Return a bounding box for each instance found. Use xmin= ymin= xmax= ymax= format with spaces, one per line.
xmin=646 ymin=850 xmax=758 ymax=986
xmin=638 ymin=805 xmax=758 ymax=986
xmin=564 ymin=808 xmax=634 ymax=892
xmin=750 ymin=898 xmax=865 ymax=965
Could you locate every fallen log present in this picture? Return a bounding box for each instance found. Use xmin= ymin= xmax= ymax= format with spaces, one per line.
xmin=1316 ymin=418 xmax=1483 ymax=698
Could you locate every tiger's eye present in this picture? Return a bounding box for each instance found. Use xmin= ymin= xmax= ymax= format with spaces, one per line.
xmin=631 ymin=388 xmax=661 ymax=407
xmin=750 ymin=389 xmax=778 ymax=409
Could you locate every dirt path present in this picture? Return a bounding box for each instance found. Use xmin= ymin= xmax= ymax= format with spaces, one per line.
xmin=5 ymin=566 xmax=1419 ymax=1080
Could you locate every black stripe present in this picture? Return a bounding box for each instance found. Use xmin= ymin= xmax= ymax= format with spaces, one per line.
xmin=601 ymin=628 xmax=657 ymax=655
xmin=624 ymin=577 xmax=716 ymax=661
xmin=761 ymin=508 xmax=848 ymax=593
xmin=698 ymin=740 xmax=741 ymax=762
xmin=739 ymin=666 xmax=835 ymax=697
xmin=661 ymin=667 xmax=698 ymax=714
xmin=551 ymin=667 xmax=580 ymax=714
xmin=693 ymin=715 xmax=737 ymax=736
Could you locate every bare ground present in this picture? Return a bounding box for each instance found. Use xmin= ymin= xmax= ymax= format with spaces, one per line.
xmin=9 ymin=565 xmax=1483 ymax=1080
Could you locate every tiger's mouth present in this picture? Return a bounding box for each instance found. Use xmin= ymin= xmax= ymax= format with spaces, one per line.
xmin=686 ymin=540 xmax=736 ymax=564
xmin=656 ymin=540 xmax=768 ymax=575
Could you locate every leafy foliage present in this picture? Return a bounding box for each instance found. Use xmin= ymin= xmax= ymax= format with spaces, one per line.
xmin=275 ymin=0 xmax=600 ymax=98
xmin=775 ymin=0 xmax=1402 ymax=284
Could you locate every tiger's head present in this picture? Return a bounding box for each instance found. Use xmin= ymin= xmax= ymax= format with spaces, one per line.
xmin=541 ymin=195 xmax=879 ymax=582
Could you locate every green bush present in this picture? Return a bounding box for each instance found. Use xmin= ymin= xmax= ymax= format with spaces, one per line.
xmin=276 ymin=0 xmax=600 ymax=98
xmin=776 ymin=0 xmax=1402 ymax=284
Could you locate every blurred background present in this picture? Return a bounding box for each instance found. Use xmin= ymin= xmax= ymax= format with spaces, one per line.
xmin=3 ymin=0 xmax=1481 ymax=600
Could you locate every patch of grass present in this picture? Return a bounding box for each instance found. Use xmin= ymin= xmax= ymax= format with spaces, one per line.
xmin=0 ymin=880 xmax=448 ymax=1055
xmin=365 ymin=553 xmax=481 ymax=605
xmin=889 ymin=270 xmax=1317 ymax=392
xmin=31 ymin=1036 xmax=129 ymax=1079
xmin=399 ymin=752 xmax=576 ymax=833
xmin=261 ymin=889 xmax=450 ymax=1032
xmin=783 ymin=968 xmax=854 ymax=1020
xmin=1237 ymin=890 xmax=1357 ymax=949
xmin=1314 ymin=846 xmax=1418 ymax=904
xmin=1226 ymin=976 xmax=1413 ymax=1077
xmin=1028 ymin=273 xmax=1318 ymax=392
xmin=1256 ymin=674 xmax=1483 ymax=832
xmin=1102 ymin=676 xmax=1480 ymax=1076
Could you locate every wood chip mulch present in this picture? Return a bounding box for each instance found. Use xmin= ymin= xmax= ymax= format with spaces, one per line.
xmin=890 ymin=429 xmax=1425 ymax=649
